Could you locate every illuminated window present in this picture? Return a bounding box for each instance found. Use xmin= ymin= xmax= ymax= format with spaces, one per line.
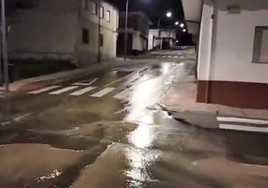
xmin=106 ymin=10 xmax=111 ymax=22
xmin=100 ymin=6 xmax=104 ymax=18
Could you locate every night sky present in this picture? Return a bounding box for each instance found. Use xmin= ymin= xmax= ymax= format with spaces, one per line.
xmin=108 ymin=0 xmax=185 ymax=28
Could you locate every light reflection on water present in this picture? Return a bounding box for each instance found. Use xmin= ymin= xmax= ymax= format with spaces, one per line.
xmin=123 ymin=62 xmax=183 ymax=187
xmin=124 ymin=147 xmax=159 ymax=188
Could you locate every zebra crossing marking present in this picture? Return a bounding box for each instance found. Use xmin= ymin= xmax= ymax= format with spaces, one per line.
xmin=49 ymin=86 xmax=79 ymax=95
xmin=113 ymin=89 xmax=130 ymax=100
xmin=69 ymin=86 xmax=96 ymax=96
xmin=217 ymin=116 xmax=268 ymax=125
xmin=217 ymin=116 xmax=268 ymax=133
xmin=28 ymin=86 xmax=61 ymax=94
xmin=219 ymin=124 xmax=268 ymax=133
xmin=73 ymin=78 xmax=98 ymax=86
xmin=90 ymin=87 xmax=115 ymax=97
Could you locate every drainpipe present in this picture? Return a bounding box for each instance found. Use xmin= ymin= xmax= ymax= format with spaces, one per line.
xmin=195 ymin=0 xmax=205 ymax=101
xmin=98 ymin=0 xmax=101 ymax=63
xmin=205 ymin=1 xmax=217 ymax=103
xmin=1 ymin=0 xmax=9 ymax=93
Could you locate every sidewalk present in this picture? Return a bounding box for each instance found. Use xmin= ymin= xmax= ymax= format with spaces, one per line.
xmin=0 ymin=58 xmax=133 ymax=95
xmin=160 ymin=75 xmax=268 ymax=122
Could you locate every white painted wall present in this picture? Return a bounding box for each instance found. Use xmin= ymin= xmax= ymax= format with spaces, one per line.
xmin=148 ymin=29 xmax=176 ymax=49
xmin=198 ymin=0 xmax=268 ymax=84
xmin=81 ymin=0 xmax=118 ymax=33
xmin=148 ymin=32 xmax=154 ymax=50
xmin=211 ymin=8 xmax=268 ymax=83
xmin=132 ymin=31 xmax=143 ymax=51
xmin=198 ymin=3 xmax=214 ymax=80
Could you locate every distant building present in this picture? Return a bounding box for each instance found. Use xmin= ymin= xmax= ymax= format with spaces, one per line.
xmin=5 ymin=0 xmax=119 ymax=66
xmin=148 ymin=29 xmax=176 ymax=50
xmin=182 ymin=0 xmax=268 ymax=109
xmin=117 ymin=12 xmax=151 ymax=56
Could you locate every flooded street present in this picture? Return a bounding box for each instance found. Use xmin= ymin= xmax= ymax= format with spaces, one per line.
xmin=0 ymin=50 xmax=268 ymax=188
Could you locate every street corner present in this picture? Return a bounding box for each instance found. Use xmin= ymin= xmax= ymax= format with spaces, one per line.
xmin=0 ymin=143 xmax=84 ymax=187
xmin=70 ymin=143 xmax=162 ymax=188
xmin=169 ymin=110 xmax=218 ymax=129
xmin=0 ymin=142 xmax=111 ymax=188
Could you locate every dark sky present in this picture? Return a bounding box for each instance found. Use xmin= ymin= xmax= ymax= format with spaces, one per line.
xmin=108 ymin=0 xmax=184 ymax=28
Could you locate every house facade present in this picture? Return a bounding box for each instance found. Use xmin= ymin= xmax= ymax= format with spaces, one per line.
xmin=148 ymin=29 xmax=176 ymax=50
xmin=6 ymin=0 xmax=119 ymax=66
xmin=182 ymin=0 xmax=268 ymax=109
xmin=117 ymin=12 xmax=151 ymax=56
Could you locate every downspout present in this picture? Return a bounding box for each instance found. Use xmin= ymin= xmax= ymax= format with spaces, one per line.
xmin=205 ymin=0 xmax=216 ymax=103
xmin=98 ymin=0 xmax=101 ymax=63
xmin=195 ymin=0 xmax=206 ymax=100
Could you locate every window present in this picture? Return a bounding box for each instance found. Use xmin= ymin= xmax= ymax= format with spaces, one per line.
xmin=81 ymin=0 xmax=87 ymax=9
xmin=106 ymin=10 xmax=111 ymax=22
xmin=100 ymin=6 xmax=104 ymax=18
xmin=99 ymin=34 xmax=103 ymax=47
xmin=253 ymin=27 xmax=268 ymax=63
xmin=82 ymin=28 xmax=89 ymax=44
xmin=92 ymin=1 xmax=97 ymax=15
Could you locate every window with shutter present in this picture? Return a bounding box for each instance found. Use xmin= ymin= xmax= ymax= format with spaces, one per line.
xmin=253 ymin=27 xmax=268 ymax=63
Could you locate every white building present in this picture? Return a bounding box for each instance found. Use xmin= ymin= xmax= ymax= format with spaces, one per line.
xmin=117 ymin=12 xmax=151 ymax=56
xmin=148 ymin=29 xmax=176 ymax=51
xmin=6 ymin=0 xmax=119 ymax=67
xmin=182 ymin=0 xmax=268 ymax=109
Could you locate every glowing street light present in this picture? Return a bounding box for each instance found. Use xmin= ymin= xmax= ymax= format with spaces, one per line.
xmin=175 ymin=21 xmax=179 ymax=26
xmin=158 ymin=11 xmax=172 ymax=30
xmin=166 ymin=12 xmax=172 ymax=18
xmin=180 ymin=23 xmax=185 ymax=28
xmin=183 ymin=29 xmax=187 ymax=32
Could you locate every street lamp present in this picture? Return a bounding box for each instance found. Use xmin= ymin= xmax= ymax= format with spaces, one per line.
xmin=175 ymin=21 xmax=179 ymax=26
xmin=166 ymin=12 xmax=172 ymax=18
xmin=1 ymin=0 xmax=9 ymax=93
xmin=157 ymin=11 xmax=172 ymax=30
xmin=180 ymin=23 xmax=185 ymax=28
xmin=124 ymin=0 xmax=130 ymax=61
xmin=183 ymin=29 xmax=187 ymax=32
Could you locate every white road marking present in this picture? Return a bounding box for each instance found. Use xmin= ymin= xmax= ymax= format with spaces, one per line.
xmin=69 ymin=86 xmax=96 ymax=96
xmin=28 ymin=86 xmax=60 ymax=94
xmin=90 ymin=87 xmax=115 ymax=97
xmin=113 ymin=89 xmax=130 ymax=100
xmin=49 ymin=86 xmax=79 ymax=95
xmin=217 ymin=116 xmax=268 ymax=125
xmin=219 ymin=124 xmax=268 ymax=133
xmin=168 ymin=56 xmax=172 ymax=58
xmin=174 ymin=56 xmax=178 ymax=58
xmin=73 ymin=78 xmax=98 ymax=86
xmin=161 ymin=56 xmax=166 ymax=58
xmin=104 ymin=72 xmax=137 ymax=87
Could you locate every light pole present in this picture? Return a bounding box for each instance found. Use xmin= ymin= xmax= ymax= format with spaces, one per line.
xmin=157 ymin=12 xmax=172 ymax=49
xmin=157 ymin=12 xmax=172 ymax=30
xmin=1 ymin=0 xmax=9 ymax=93
xmin=124 ymin=0 xmax=129 ymax=61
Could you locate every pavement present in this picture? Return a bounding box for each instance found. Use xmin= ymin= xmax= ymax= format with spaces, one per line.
xmin=0 ymin=48 xmax=268 ymax=188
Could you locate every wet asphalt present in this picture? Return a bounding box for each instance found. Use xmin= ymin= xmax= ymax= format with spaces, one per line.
xmin=0 ymin=51 xmax=268 ymax=188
